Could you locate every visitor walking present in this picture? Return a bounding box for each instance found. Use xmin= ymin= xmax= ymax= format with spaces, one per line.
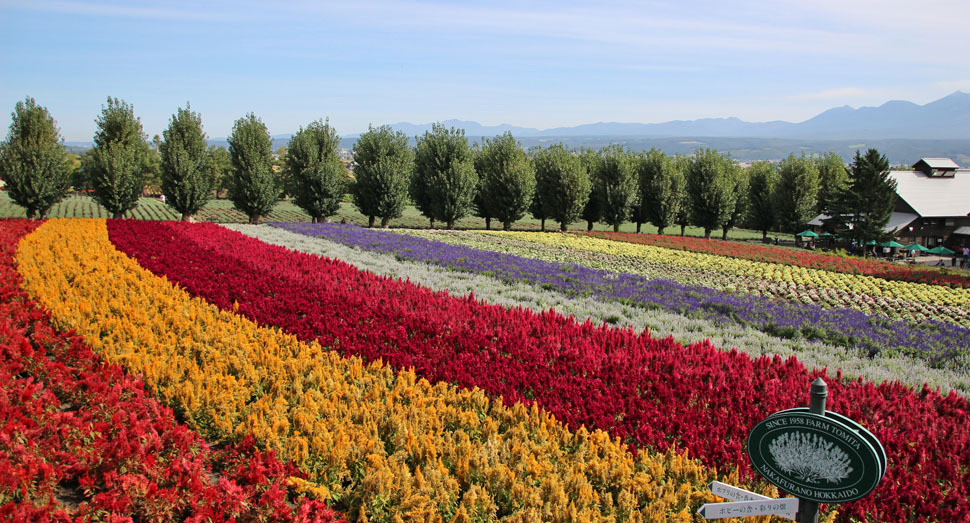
xmin=962 ymin=246 xmax=969 ymax=269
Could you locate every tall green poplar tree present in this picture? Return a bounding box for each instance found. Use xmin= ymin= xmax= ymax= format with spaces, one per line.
xmin=773 ymin=153 xmax=819 ymax=233
xmin=286 ymin=119 xmax=346 ymax=223
xmin=637 ymin=148 xmax=683 ymax=235
xmin=473 ymin=132 xmax=536 ymax=231
xmin=534 ymin=144 xmax=589 ymax=231
xmin=0 ymin=97 xmax=71 ymax=219
xmin=815 ymin=152 xmax=849 ymax=218
xmin=228 ymin=113 xmax=276 ymax=224
xmin=351 ymin=125 xmax=413 ymax=228
xmin=594 ymin=145 xmax=636 ymax=232
xmin=412 ymin=123 xmax=477 ymax=229
xmin=579 ymin=147 xmax=602 ymax=231
xmin=744 ymin=161 xmax=778 ymax=241
xmin=159 ymin=104 xmax=211 ymax=221
xmin=686 ymin=148 xmax=737 ymax=239
xmin=86 ymin=97 xmax=150 ymax=218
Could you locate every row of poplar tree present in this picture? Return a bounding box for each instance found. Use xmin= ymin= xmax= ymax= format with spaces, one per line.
xmin=0 ymin=97 xmax=896 ymax=241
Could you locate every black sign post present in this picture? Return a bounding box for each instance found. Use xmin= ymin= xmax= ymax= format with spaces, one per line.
xmin=797 ymin=378 xmax=827 ymax=523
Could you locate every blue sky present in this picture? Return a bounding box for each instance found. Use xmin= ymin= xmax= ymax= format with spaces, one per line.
xmin=2 ymin=0 xmax=969 ymax=141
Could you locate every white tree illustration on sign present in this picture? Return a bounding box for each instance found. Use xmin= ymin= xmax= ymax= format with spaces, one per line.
xmin=768 ymin=431 xmax=853 ymax=484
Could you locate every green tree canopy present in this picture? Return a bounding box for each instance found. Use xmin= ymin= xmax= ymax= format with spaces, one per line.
xmin=286 ymin=119 xmax=347 ymax=223
xmin=351 ymin=125 xmax=413 ymax=228
xmin=829 ymin=149 xmax=897 ymax=252
xmin=744 ymin=161 xmax=778 ymax=240
xmin=227 ymin=113 xmax=276 ymax=224
xmin=86 ymin=97 xmax=150 ymax=218
xmin=578 ymin=147 xmax=602 ymax=231
xmin=473 ymin=132 xmax=536 ymax=231
xmin=815 ymin=152 xmax=849 ymax=218
xmin=412 ymin=123 xmax=477 ymax=229
xmin=720 ymin=164 xmax=748 ymax=240
xmin=0 ymin=97 xmax=71 ymax=219
xmin=685 ymin=148 xmax=737 ymax=239
xmin=533 ymin=144 xmax=589 ymax=231
xmin=773 ymin=153 xmax=819 ymax=233
xmin=636 ymin=148 xmax=684 ymax=235
xmin=206 ymin=145 xmax=232 ymax=198
xmin=159 ymin=103 xmax=211 ymax=221
xmin=593 ymin=145 xmax=637 ymax=232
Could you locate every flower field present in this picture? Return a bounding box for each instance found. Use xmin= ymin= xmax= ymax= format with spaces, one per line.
xmin=6 ymin=218 xmax=970 ymax=521
xmin=402 ymin=229 xmax=970 ymax=329
xmin=580 ymin=231 xmax=970 ymax=289
xmin=268 ymin=223 xmax=969 ymax=373
xmin=480 ymin=231 xmax=970 ymax=308
xmin=0 ymin=220 xmax=343 ymax=522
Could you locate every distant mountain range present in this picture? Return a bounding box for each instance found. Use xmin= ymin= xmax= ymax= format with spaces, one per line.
xmin=64 ymin=92 xmax=970 ymax=164
xmin=365 ymin=91 xmax=970 ymax=140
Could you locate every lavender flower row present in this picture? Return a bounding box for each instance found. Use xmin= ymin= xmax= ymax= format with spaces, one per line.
xmin=271 ymin=222 xmax=970 ymax=370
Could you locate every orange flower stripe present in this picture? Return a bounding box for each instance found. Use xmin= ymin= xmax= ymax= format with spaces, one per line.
xmin=14 ymin=219 xmax=783 ymax=522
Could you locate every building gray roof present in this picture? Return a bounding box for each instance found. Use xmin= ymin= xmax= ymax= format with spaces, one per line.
xmin=888 ymin=168 xmax=970 ymax=217
xmin=916 ymin=158 xmax=960 ymax=170
xmin=808 ymin=212 xmax=917 ymax=232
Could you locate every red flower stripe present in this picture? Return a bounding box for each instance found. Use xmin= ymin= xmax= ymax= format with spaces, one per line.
xmin=0 ymin=219 xmax=344 ymax=523
xmin=579 ymin=231 xmax=970 ymax=289
xmin=107 ymin=220 xmax=970 ymax=522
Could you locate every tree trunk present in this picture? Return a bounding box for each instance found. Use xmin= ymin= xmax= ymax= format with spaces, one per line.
xmin=368 ymin=215 xmax=375 ymax=228
xmin=657 ymin=226 xmax=665 ymax=235
xmin=762 ymin=230 xmax=768 ymax=241
xmin=26 ymin=209 xmax=37 ymax=220
xmin=636 ymin=222 xmax=642 ymax=233
xmin=181 ymin=212 xmax=191 ymax=222
xmin=485 ymin=217 xmax=491 ymax=230
xmin=613 ymin=223 xmax=620 ymax=232
xmin=560 ymin=221 xmax=568 ymax=232
xmin=722 ymin=227 xmax=729 ymax=240
xmin=680 ymin=224 xmax=686 ymax=236
xmin=113 ymin=212 xmax=124 ymax=220
xmin=704 ymin=227 xmax=711 ymax=239
xmin=446 ymin=219 xmax=454 ymax=230
xmin=540 ymin=218 xmax=546 ymax=232
xmin=586 ymin=220 xmax=594 ymax=231
xmin=249 ymin=214 xmax=260 ymax=225
xmin=381 ymin=216 xmax=390 ymax=228
xmin=429 ymin=218 xmax=435 ymax=229
xmin=503 ymin=220 xmax=511 ymax=231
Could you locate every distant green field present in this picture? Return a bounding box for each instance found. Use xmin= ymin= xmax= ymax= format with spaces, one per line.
xmin=0 ymin=192 xmax=793 ymax=241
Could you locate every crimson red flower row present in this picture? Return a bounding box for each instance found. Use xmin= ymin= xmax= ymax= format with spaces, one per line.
xmin=0 ymin=220 xmax=344 ymax=523
xmin=580 ymin=231 xmax=970 ymax=289
xmin=107 ymin=220 xmax=970 ymax=522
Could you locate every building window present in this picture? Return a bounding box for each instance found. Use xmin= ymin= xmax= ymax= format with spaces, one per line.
xmin=945 ymin=219 xmax=955 ymax=226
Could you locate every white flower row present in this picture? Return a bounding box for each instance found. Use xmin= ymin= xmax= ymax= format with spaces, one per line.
xmin=224 ymin=224 xmax=969 ymax=398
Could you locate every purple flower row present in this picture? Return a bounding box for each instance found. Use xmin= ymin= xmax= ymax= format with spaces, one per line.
xmin=271 ymin=222 xmax=969 ymax=368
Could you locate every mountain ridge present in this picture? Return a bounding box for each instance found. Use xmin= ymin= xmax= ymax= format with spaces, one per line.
xmin=346 ymin=91 xmax=970 ymax=140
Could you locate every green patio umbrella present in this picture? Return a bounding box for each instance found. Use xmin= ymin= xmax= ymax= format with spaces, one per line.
xmin=865 ymin=240 xmax=877 ymax=246
xmin=819 ymin=232 xmax=833 ymax=237
xmin=902 ymin=243 xmax=928 ymax=252
xmin=878 ymin=240 xmax=905 ymax=248
xmin=927 ymin=245 xmax=955 ymax=255
xmin=796 ymin=230 xmax=819 ymax=238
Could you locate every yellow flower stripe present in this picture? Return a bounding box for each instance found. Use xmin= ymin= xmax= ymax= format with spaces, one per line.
xmin=483 ymin=231 xmax=970 ymax=308
xmin=15 ymin=219 xmax=786 ymax=523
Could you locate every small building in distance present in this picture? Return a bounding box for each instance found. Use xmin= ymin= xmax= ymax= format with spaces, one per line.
xmin=888 ymin=158 xmax=970 ymax=248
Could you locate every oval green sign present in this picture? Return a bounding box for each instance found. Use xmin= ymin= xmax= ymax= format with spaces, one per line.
xmin=748 ymin=412 xmax=882 ymax=503
xmin=769 ymin=407 xmax=887 ymax=485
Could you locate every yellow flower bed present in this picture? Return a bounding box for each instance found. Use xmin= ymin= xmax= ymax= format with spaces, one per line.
xmin=15 ymin=219 xmax=783 ymax=522
xmin=484 ymin=231 xmax=970 ymax=308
